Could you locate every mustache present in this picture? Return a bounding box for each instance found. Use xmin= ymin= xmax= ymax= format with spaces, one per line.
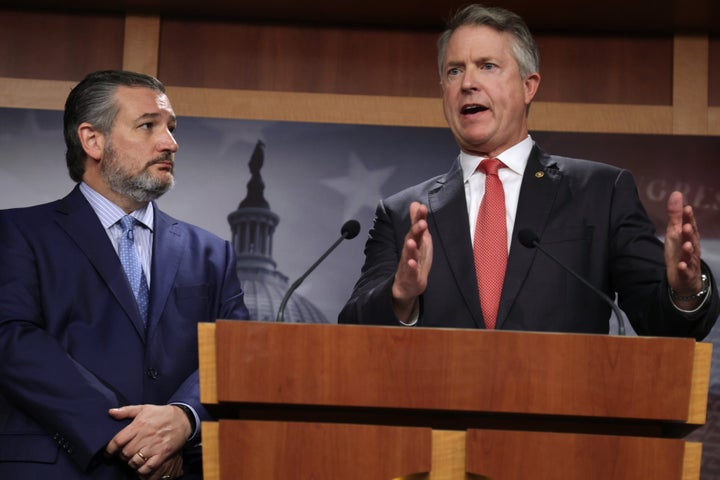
xmin=146 ymin=153 xmax=174 ymax=169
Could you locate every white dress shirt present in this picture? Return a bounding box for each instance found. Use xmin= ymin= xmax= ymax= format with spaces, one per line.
xmin=459 ymin=135 xmax=534 ymax=252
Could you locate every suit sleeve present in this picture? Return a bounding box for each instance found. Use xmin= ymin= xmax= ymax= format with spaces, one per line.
xmin=610 ymin=170 xmax=719 ymax=339
xmin=338 ymin=199 xmax=409 ymax=325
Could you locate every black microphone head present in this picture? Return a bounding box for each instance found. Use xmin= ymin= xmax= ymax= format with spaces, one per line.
xmin=341 ymin=220 xmax=361 ymax=239
xmin=518 ymin=229 xmax=539 ymax=248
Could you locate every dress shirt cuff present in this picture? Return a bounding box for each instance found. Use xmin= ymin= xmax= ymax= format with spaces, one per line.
xmin=398 ymin=297 xmax=422 ymax=326
xmin=171 ymin=403 xmax=200 ymax=441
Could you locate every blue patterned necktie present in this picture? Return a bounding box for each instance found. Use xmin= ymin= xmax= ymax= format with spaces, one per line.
xmin=118 ymin=215 xmax=149 ymax=325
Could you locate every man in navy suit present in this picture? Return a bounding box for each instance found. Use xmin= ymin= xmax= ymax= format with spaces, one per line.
xmin=0 ymin=71 xmax=249 ymax=479
xmin=339 ymin=5 xmax=719 ymax=338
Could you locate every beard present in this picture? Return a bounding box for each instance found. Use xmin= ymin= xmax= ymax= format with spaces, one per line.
xmin=101 ymin=142 xmax=175 ymax=203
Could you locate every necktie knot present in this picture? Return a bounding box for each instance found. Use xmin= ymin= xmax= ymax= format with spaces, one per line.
xmin=120 ymin=215 xmax=137 ymax=240
xmin=479 ymin=158 xmax=505 ymax=176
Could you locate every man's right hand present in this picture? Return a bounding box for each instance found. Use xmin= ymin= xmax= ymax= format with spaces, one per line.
xmin=391 ymin=201 xmax=433 ymax=323
xmin=140 ymin=453 xmax=183 ymax=480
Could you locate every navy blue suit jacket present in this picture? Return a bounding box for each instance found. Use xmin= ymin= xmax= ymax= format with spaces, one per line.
xmin=339 ymin=145 xmax=718 ymax=339
xmin=0 ymin=186 xmax=249 ymax=478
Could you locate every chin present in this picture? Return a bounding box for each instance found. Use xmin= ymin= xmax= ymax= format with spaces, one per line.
xmin=154 ymin=171 xmax=174 ymax=183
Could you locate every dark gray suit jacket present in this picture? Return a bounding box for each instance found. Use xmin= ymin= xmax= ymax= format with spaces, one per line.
xmin=339 ymin=145 xmax=718 ymax=339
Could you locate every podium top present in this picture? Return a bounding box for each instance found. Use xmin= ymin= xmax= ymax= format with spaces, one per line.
xmin=199 ymin=320 xmax=711 ymax=430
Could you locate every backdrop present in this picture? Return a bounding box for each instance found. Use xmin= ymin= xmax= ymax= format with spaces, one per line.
xmin=2 ymin=107 xmax=719 ymax=475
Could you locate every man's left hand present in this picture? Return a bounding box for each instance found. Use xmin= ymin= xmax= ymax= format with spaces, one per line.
xmin=105 ymin=404 xmax=191 ymax=477
xmin=665 ymin=191 xmax=704 ymax=308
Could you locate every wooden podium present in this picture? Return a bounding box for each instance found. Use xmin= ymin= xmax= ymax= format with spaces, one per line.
xmin=198 ymin=320 xmax=712 ymax=479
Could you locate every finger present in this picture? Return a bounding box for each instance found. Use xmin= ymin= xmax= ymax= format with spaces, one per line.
xmin=104 ymin=437 xmax=120 ymax=457
xmin=409 ymin=220 xmax=428 ymax=243
xmin=682 ymin=208 xmax=700 ymax=241
xmin=144 ymin=457 xmax=183 ymax=480
xmin=409 ymin=202 xmax=428 ymax=224
xmin=665 ymin=192 xmax=686 ymax=245
xmin=105 ymin=406 xmax=143 ymax=456
xmin=666 ymin=191 xmax=683 ymax=217
xmin=128 ymin=450 xmax=150 ymax=470
xmin=139 ymin=450 xmax=174 ymax=477
xmin=105 ymin=430 xmax=136 ymax=458
xmin=113 ymin=427 xmax=143 ymax=461
xmin=409 ymin=201 xmax=421 ymax=223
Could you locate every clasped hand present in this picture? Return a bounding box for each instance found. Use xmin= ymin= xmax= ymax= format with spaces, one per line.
xmin=105 ymin=404 xmax=190 ymax=480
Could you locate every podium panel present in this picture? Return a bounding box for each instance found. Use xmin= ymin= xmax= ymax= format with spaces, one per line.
xmin=465 ymin=429 xmax=701 ymax=480
xmin=217 ymin=420 xmax=431 ymax=479
xmin=199 ymin=321 xmax=711 ymax=479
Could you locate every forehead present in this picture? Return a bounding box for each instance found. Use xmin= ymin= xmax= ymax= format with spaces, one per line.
xmin=114 ymin=86 xmax=175 ymax=119
xmin=444 ymin=25 xmax=515 ymax=63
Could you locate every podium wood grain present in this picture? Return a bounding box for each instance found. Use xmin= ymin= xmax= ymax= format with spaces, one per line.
xmin=465 ymin=429 xmax=702 ymax=480
xmin=199 ymin=321 xmax=711 ymax=479
xmin=204 ymin=321 xmax=710 ymax=423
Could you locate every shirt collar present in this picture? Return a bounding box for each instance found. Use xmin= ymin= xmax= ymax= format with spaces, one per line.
xmin=79 ymin=182 xmax=154 ymax=231
xmin=459 ymin=135 xmax=534 ymax=182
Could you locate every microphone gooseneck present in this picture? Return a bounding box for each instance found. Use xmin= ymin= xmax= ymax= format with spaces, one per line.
xmin=518 ymin=228 xmax=626 ymax=336
xmin=275 ymin=220 xmax=361 ymax=322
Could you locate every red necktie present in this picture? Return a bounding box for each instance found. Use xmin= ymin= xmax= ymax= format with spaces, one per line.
xmin=473 ymin=159 xmax=507 ymax=329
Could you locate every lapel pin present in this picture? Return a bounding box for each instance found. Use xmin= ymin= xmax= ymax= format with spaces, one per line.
xmin=535 ymin=171 xmax=544 ymax=178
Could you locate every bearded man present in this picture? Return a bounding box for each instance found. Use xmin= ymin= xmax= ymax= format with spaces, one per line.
xmin=0 ymin=70 xmax=249 ymax=479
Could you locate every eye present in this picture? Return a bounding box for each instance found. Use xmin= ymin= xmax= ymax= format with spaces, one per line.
xmin=138 ymin=122 xmax=153 ymax=130
xmin=481 ymin=63 xmax=497 ymax=71
xmin=447 ymin=67 xmax=461 ymax=77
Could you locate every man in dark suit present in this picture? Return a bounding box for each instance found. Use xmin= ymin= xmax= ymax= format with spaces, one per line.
xmin=338 ymin=5 xmax=718 ymax=338
xmin=0 ymin=71 xmax=249 ymax=479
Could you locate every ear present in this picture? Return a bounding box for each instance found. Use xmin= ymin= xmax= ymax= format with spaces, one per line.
xmin=77 ymin=122 xmax=105 ymax=162
xmin=523 ymin=72 xmax=541 ymax=105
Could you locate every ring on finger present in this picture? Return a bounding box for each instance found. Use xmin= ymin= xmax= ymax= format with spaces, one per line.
xmin=135 ymin=451 xmax=147 ymax=462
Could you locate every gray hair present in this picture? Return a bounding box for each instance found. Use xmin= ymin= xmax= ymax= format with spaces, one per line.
xmin=437 ymin=4 xmax=540 ymax=80
xmin=64 ymin=70 xmax=167 ymax=182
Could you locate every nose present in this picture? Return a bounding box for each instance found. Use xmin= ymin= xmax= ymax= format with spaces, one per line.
xmin=159 ymin=128 xmax=179 ymax=153
xmin=461 ymin=67 xmax=479 ymax=92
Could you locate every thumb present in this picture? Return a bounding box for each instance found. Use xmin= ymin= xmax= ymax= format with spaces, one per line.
xmin=108 ymin=404 xmax=143 ymax=420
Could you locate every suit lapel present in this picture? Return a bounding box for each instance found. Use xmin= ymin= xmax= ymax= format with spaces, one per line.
xmin=428 ymin=160 xmax=485 ymax=328
xmin=496 ymin=146 xmax=563 ymax=328
xmin=54 ymin=187 xmax=147 ymax=339
xmin=147 ymin=208 xmax=184 ymax=337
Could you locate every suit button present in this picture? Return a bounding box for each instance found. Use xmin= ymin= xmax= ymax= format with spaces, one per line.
xmin=146 ymin=368 xmax=159 ymax=379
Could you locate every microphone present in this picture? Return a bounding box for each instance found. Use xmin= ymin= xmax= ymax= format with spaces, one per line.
xmin=275 ymin=219 xmax=361 ymax=322
xmin=518 ymin=229 xmax=626 ymax=336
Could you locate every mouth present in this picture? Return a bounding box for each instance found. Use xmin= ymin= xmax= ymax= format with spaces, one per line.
xmin=461 ymin=104 xmax=489 ymax=115
xmin=151 ymin=163 xmax=174 ymax=174
xmin=149 ymin=157 xmax=174 ymax=172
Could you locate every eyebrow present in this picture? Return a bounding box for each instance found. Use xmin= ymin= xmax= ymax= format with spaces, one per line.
xmin=135 ymin=112 xmax=177 ymax=124
xmin=446 ymin=55 xmax=496 ymax=66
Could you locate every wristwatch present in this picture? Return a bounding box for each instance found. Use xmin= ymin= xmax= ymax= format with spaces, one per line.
xmin=172 ymin=404 xmax=197 ymax=438
xmin=670 ymin=273 xmax=710 ymax=302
